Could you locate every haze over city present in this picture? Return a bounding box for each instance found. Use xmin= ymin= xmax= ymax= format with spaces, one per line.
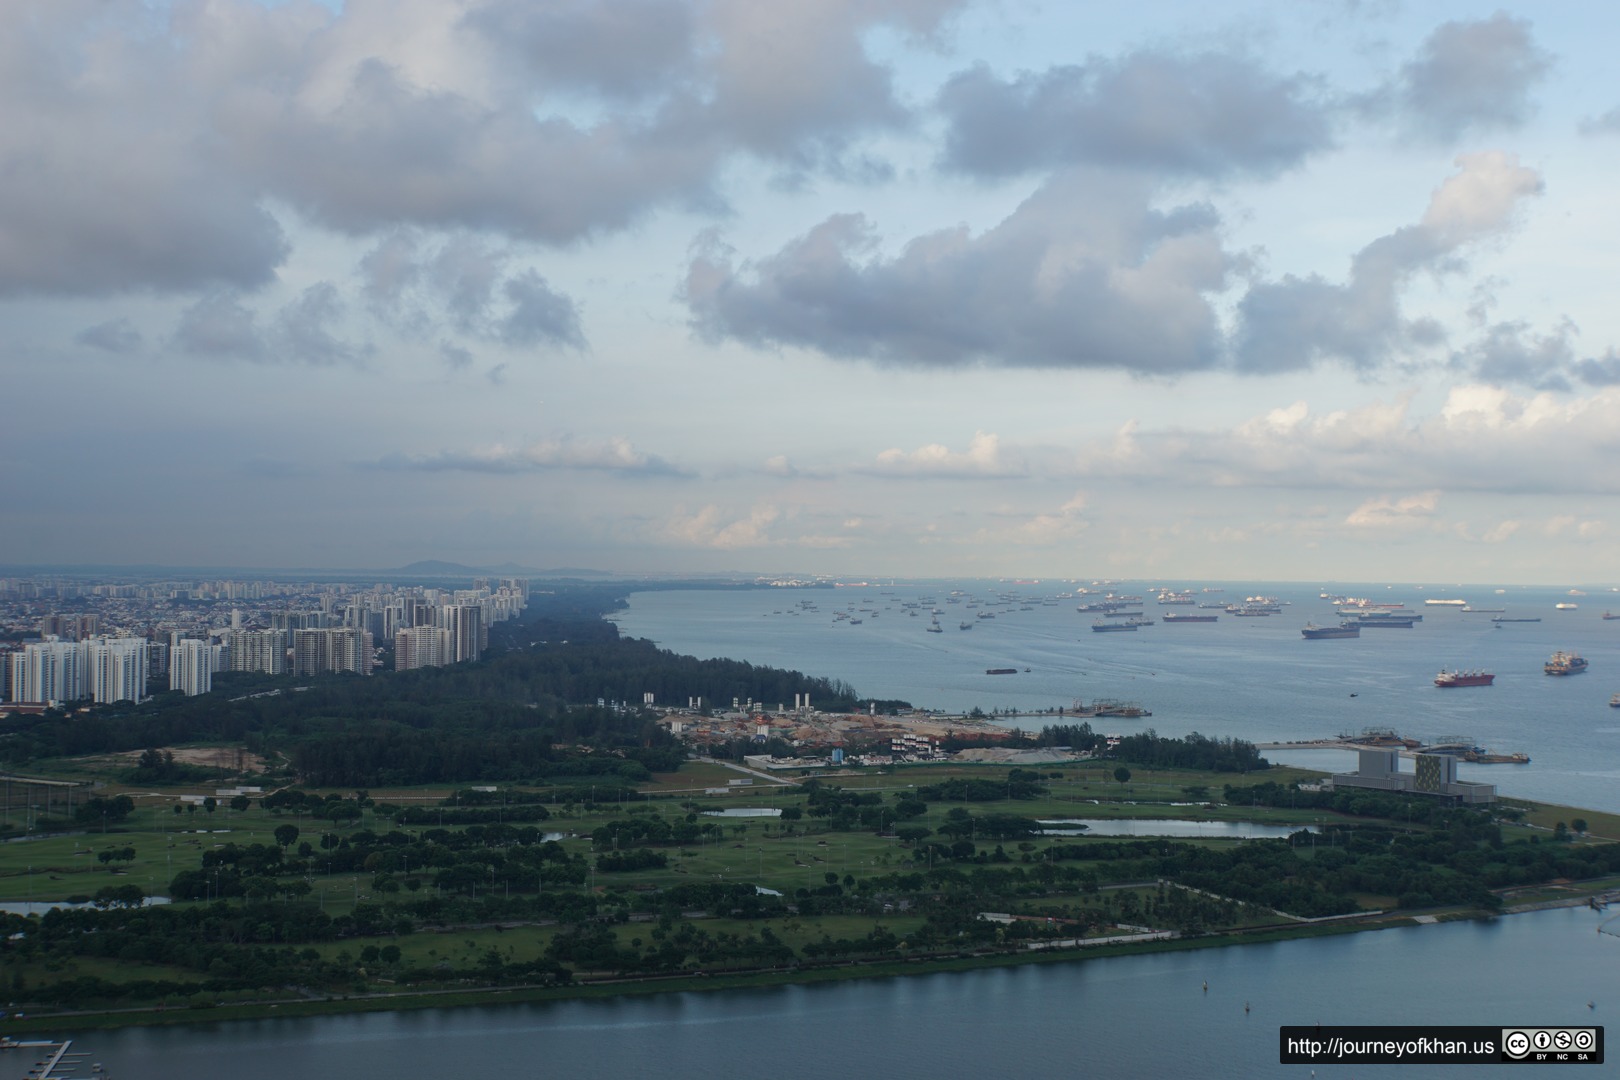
xmin=5 ymin=0 xmax=1619 ymax=584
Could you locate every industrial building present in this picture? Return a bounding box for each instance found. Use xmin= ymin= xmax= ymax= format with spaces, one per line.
xmin=1327 ymin=748 xmax=1495 ymax=804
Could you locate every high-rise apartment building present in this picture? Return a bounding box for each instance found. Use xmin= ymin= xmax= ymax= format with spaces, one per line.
xmin=170 ymin=639 xmax=222 ymax=696
xmin=293 ymin=627 xmax=372 ymax=676
xmin=9 ymin=639 xmax=83 ymax=704
xmin=224 ymin=629 xmax=288 ymax=674
xmin=84 ymin=637 xmax=148 ymax=704
xmin=395 ymin=625 xmax=452 ymax=671
xmin=437 ymin=604 xmax=484 ymax=663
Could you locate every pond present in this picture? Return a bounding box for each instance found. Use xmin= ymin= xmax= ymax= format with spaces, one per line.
xmin=1037 ymin=819 xmax=1317 ymax=838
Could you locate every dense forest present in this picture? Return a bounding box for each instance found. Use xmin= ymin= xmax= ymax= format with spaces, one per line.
xmin=0 ymin=583 xmax=868 ymax=786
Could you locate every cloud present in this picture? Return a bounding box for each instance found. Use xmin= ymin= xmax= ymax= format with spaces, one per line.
xmin=1579 ymin=107 xmax=1620 ymax=136
xmin=174 ymin=292 xmax=268 ymax=362
xmin=76 ymin=319 xmax=143 ymax=354
xmin=1387 ymin=14 xmax=1551 ymax=141
xmin=356 ymin=232 xmax=585 ymax=350
xmin=1571 ymin=350 xmax=1620 ymax=387
xmin=375 ymin=436 xmax=692 ymax=477
xmin=1543 ymin=515 xmax=1605 ymax=541
xmin=1235 ymin=152 xmax=1542 ymax=373
xmin=864 ymin=432 xmax=1025 ymax=478
xmin=465 ymin=0 xmax=700 ymax=102
xmin=974 ymin=492 xmax=1090 ymax=547
xmin=1078 ymin=386 xmax=1620 ymax=496
xmin=173 ymin=283 xmax=369 ymax=366
xmin=0 ymin=0 xmax=966 ymax=297
xmin=938 ymin=51 xmax=1334 ymax=179
xmin=273 ymin=283 xmax=370 ymax=366
xmin=1345 ymin=491 xmax=1441 ymax=529
xmin=0 ymin=1 xmax=287 ymax=296
xmin=685 ymin=170 xmax=1231 ymax=373
xmin=662 ymin=503 xmax=781 ymax=549
xmin=499 ymin=270 xmax=585 ymax=349
xmin=440 ymin=342 xmax=475 ymax=370
xmin=1452 ymin=320 xmax=1574 ymax=390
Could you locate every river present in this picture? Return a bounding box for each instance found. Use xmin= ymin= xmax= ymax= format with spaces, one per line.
xmin=37 ymin=906 xmax=1616 ymax=1079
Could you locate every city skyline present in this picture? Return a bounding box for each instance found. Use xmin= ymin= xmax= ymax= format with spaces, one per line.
xmin=4 ymin=1 xmax=1619 ymax=584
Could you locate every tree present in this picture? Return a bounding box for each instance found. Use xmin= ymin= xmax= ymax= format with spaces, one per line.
xmin=1571 ymin=818 xmax=1588 ymax=835
xmin=274 ymin=824 xmax=300 ymax=849
xmin=230 ymin=795 xmax=251 ymax=812
xmin=1113 ymin=767 xmax=1132 ymax=786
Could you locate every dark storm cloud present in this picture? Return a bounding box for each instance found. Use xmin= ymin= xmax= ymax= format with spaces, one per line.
xmin=938 ymin=52 xmax=1335 ymax=179
xmin=1387 ymin=13 xmax=1550 ymax=141
xmin=76 ymin=319 xmax=144 ymax=354
xmin=684 ymin=171 xmax=1230 ymax=373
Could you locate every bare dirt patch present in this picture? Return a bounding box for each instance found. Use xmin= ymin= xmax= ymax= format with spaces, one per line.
xmin=85 ymin=747 xmax=270 ymax=773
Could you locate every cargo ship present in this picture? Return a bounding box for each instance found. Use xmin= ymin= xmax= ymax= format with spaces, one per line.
xmin=1434 ymin=669 xmax=1495 ymax=688
xmin=1091 ymin=620 xmax=1137 ymax=632
xmin=1425 ymin=598 xmax=1469 ymax=606
xmin=1302 ymin=622 xmax=1360 ymax=639
xmin=1161 ymin=612 xmax=1218 ymax=623
xmin=1354 ymin=614 xmax=1417 ymax=628
xmin=986 ymin=668 xmax=1018 ymax=675
xmin=1544 ymin=650 xmax=1588 ymax=675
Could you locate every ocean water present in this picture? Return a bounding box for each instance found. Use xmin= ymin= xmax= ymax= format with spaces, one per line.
xmin=613 ymin=581 xmax=1620 ymax=815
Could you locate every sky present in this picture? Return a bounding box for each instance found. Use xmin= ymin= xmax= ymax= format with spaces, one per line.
xmin=4 ymin=0 xmax=1620 ymax=584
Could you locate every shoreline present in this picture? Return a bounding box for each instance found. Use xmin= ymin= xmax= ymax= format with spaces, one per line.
xmin=6 ymin=889 xmax=1612 ymax=1036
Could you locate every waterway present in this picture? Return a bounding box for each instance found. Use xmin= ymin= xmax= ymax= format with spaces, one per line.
xmin=612 ymin=580 xmax=1620 ymax=814
xmin=1035 ymin=819 xmax=1315 ymax=839
xmin=42 ymin=906 xmax=1618 ymax=1079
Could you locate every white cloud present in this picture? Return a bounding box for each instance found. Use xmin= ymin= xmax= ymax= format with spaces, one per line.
xmin=866 ymin=431 xmax=1024 ymax=478
xmin=662 ymin=503 xmax=781 ymax=549
xmin=374 ymin=436 xmax=691 ymax=476
xmin=1344 ymin=491 xmax=1441 ymax=528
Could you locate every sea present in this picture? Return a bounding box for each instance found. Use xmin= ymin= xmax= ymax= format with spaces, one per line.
xmin=30 ymin=580 xmax=1620 ymax=1075
xmin=611 ymin=580 xmax=1620 ymax=815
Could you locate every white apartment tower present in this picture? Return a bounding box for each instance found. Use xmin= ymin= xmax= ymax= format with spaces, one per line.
xmin=394 ymin=625 xmax=452 ymax=671
xmin=225 ymin=629 xmax=288 ymax=674
xmin=170 ymin=639 xmax=222 ymax=696
xmin=84 ymin=637 xmax=148 ymax=704
xmin=437 ymin=604 xmax=484 ymax=663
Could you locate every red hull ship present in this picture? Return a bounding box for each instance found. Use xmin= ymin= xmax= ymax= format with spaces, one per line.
xmin=1434 ymin=669 xmax=1495 ymax=688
